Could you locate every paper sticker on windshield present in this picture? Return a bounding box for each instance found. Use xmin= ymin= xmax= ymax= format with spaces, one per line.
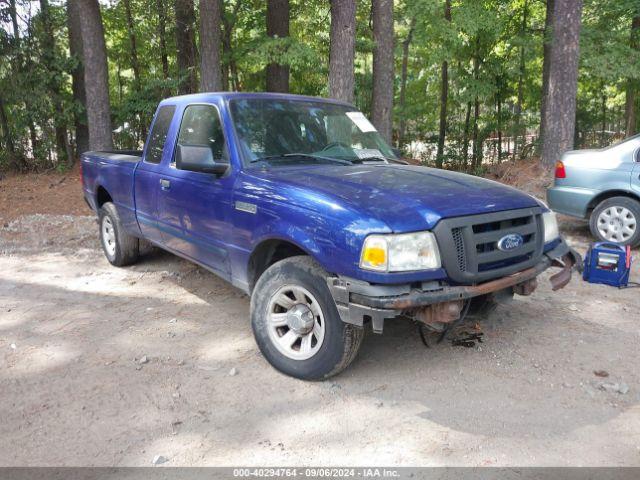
xmin=346 ymin=112 xmax=377 ymax=133
xmin=354 ymin=148 xmax=384 ymax=160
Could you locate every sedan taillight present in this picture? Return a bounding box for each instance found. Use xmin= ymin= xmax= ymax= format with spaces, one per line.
xmin=555 ymin=161 xmax=566 ymax=179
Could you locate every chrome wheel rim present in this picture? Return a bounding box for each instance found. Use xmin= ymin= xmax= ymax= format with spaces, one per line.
xmin=266 ymin=285 xmax=325 ymax=361
xmin=597 ymin=206 xmax=636 ymax=243
xmin=101 ymin=216 xmax=117 ymax=256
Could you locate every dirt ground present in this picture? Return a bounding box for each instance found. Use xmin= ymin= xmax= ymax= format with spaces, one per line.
xmin=1 ymin=169 xmax=639 ymax=467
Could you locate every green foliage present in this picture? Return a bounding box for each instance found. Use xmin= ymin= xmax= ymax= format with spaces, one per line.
xmin=0 ymin=0 xmax=639 ymax=171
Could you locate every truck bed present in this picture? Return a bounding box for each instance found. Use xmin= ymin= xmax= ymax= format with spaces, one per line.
xmin=84 ymin=150 xmax=143 ymax=164
xmin=81 ymin=150 xmax=144 ymax=237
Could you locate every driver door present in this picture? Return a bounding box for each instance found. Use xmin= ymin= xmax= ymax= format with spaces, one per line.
xmin=157 ymin=103 xmax=234 ymax=278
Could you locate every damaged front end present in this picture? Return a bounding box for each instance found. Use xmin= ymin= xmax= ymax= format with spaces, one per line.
xmin=328 ymin=239 xmax=582 ymax=334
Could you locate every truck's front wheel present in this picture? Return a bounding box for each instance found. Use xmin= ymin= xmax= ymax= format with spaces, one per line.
xmin=251 ymin=256 xmax=363 ymax=380
xmin=98 ymin=202 xmax=140 ymax=266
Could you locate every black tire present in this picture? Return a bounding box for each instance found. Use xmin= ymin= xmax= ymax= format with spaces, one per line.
xmin=589 ymin=196 xmax=640 ymax=247
xmin=250 ymin=256 xmax=364 ymax=380
xmin=98 ymin=202 xmax=140 ymax=266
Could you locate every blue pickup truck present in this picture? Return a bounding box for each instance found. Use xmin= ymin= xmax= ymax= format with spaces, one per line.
xmin=81 ymin=92 xmax=579 ymax=380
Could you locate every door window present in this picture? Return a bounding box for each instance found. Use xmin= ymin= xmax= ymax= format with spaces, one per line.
xmin=145 ymin=105 xmax=176 ymax=164
xmin=174 ymin=105 xmax=228 ymax=167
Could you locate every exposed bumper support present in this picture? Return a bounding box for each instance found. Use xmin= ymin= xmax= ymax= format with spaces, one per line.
xmin=328 ymin=239 xmax=581 ymax=334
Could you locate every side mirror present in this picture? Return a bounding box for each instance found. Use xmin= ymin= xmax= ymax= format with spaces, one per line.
xmin=177 ymin=144 xmax=228 ymax=175
xmin=391 ymin=147 xmax=403 ymax=158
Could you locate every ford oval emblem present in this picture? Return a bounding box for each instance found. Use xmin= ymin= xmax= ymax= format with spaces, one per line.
xmin=497 ymin=233 xmax=524 ymax=251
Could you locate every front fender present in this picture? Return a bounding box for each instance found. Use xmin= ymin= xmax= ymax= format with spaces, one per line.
xmin=249 ymin=219 xmax=337 ymax=273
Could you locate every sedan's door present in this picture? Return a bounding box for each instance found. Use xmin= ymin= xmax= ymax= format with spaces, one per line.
xmin=156 ymin=103 xmax=234 ymax=278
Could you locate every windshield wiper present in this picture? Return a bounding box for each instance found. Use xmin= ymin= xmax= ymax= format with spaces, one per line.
xmin=250 ymin=153 xmax=352 ymax=165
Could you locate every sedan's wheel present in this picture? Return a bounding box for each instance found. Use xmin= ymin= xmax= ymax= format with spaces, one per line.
xmin=266 ymin=285 xmax=325 ymax=361
xmin=596 ymin=207 xmax=636 ymax=243
xmin=590 ymin=196 xmax=640 ymax=247
xmin=251 ymin=256 xmax=364 ymax=380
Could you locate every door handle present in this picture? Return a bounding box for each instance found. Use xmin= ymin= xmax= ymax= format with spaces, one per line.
xmin=160 ymin=179 xmax=171 ymax=191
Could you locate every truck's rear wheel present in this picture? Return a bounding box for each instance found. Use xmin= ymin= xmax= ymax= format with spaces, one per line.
xmin=98 ymin=202 xmax=140 ymax=266
xmin=251 ymin=256 xmax=363 ymax=380
xmin=589 ymin=196 xmax=640 ymax=247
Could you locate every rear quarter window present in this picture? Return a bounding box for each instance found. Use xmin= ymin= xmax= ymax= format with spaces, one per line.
xmin=145 ymin=105 xmax=176 ymax=164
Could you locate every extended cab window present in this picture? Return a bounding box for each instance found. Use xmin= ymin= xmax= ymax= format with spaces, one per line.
xmin=174 ymin=105 xmax=228 ymax=168
xmin=145 ymin=105 xmax=176 ymax=164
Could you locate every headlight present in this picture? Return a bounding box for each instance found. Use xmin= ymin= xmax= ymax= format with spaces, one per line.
xmin=360 ymin=232 xmax=441 ymax=272
xmin=542 ymin=211 xmax=559 ymax=243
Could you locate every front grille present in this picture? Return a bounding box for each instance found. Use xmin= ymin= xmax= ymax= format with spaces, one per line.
xmin=452 ymin=227 xmax=467 ymax=272
xmin=433 ymin=207 xmax=544 ymax=284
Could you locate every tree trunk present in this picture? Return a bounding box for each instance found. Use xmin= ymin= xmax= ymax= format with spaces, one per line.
xmin=398 ymin=19 xmax=415 ymax=148
xmin=497 ymin=95 xmax=503 ymax=161
xmin=539 ymin=0 xmax=554 ymax=145
xmin=371 ymin=0 xmax=394 ymax=143
xmin=123 ymin=0 xmax=142 ymax=89
xmin=67 ymin=0 xmax=90 ymax=156
xmin=462 ymin=101 xmax=471 ymax=170
xmin=0 ymin=94 xmax=19 ymax=170
xmin=436 ymin=0 xmax=451 ymax=168
xmin=9 ymin=0 xmax=20 ymax=45
xmin=75 ymin=0 xmax=113 ymax=151
xmin=625 ymin=16 xmax=640 ymax=136
xmin=541 ymin=0 xmax=583 ymax=169
xmin=9 ymin=0 xmax=30 ymax=170
xmin=116 ymin=62 xmax=124 ymax=103
xmin=157 ymin=0 xmax=170 ymax=81
xmin=221 ymin=0 xmax=231 ymax=91
xmin=472 ymin=98 xmax=480 ymax=168
xmin=40 ymin=0 xmax=70 ymax=165
xmin=221 ymin=0 xmax=243 ymax=91
xmin=513 ymin=0 xmax=528 ymax=160
xmin=200 ymin=0 xmax=223 ymax=91
xmin=175 ymin=0 xmax=199 ymax=94
xmin=123 ymin=0 xmax=146 ymax=144
xmin=601 ymin=91 xmax=607 ymax=146
xmin=266 ymin=0 xmax=290 ymax=93
xmin=29 ymin=122 xmax=38 ymax=159
xmin=329 ymin=0 xmax=357 ymax=103
xmin=471 ymin=38 xmax=481 ymax=168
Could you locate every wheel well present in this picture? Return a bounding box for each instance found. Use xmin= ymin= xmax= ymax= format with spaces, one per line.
xmin=96 ymin=186 xmax=113 ymax=208
xmin=247 ymin=240 xmax=307 ymax=293
xmin=586 ymin=190 xmax=640 ymax=214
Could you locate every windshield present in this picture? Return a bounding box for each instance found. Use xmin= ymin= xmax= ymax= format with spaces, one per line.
xmin=229 ymin=98 xmax=397 ymax=165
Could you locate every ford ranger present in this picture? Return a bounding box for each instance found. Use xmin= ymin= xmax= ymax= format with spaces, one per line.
xmin=81 ymin=92 xmax=579 ymax=380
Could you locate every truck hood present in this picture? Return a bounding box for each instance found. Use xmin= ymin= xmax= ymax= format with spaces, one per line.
xmin=253 ymin=164 xmax=539 ymax=231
